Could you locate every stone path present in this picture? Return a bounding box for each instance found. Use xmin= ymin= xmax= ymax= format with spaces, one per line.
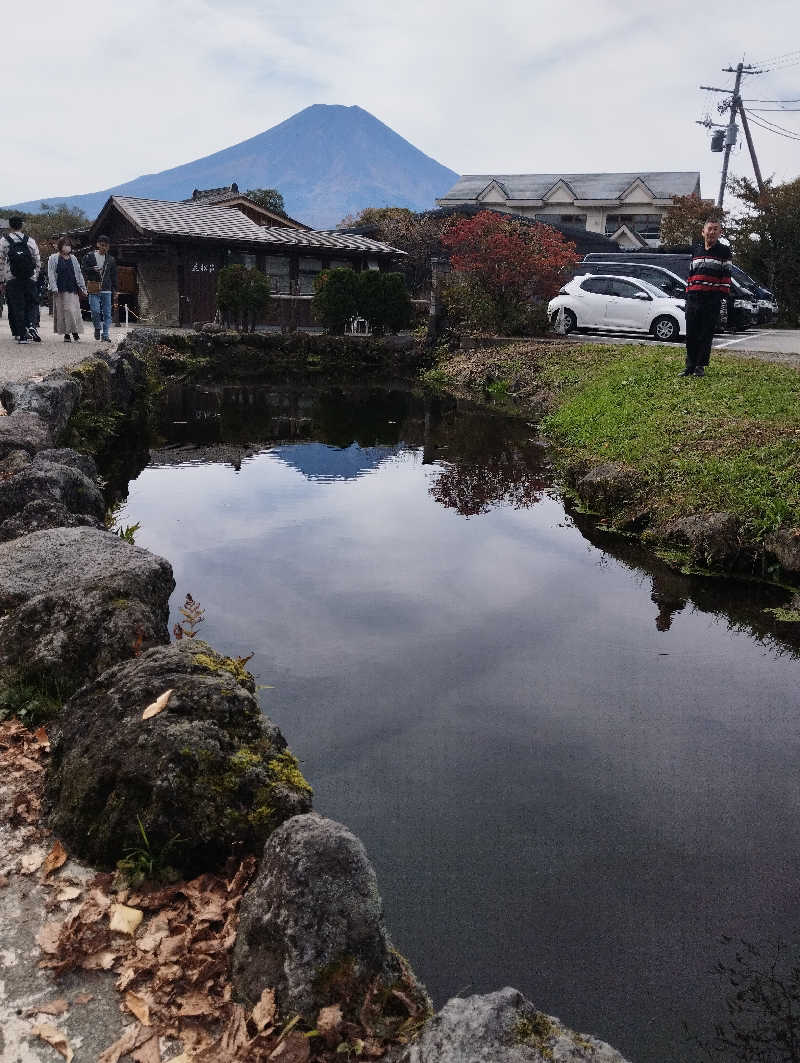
xmin=0 ymin=313 xmax=127 ymax=385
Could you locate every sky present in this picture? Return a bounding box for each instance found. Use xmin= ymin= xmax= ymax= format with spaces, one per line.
xmin=2 ymin=0 xmax=799 ymax=209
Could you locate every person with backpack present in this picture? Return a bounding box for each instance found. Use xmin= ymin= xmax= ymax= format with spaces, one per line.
xmin=0 ymin=216 xmax=42 ymax=342
xmin=47 ymin=237 xmax=88 ymax=342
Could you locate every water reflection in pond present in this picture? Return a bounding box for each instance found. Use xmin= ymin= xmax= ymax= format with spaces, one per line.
xmin=114 ymin=384 xmax=800 ymax=1063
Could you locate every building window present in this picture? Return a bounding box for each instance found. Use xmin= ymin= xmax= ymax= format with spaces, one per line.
xmin=264 ymin=254 xmax=291 ymax=294
xmin=535 ymin=214 xmax=587 ymax=228
xmin=605 ymin=214 xmax=662 ymax=239
xmin=298 ymin=256 xmax=323 ymax=295
xmin=228 ymin=251 xmax=257 ymax=270
xmin=329 ymin=259 xmax=353 ymax=270
xmin=367 ymin=259 xmax=380 ymax=271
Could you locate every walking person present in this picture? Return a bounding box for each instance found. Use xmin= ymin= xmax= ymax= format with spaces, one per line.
xmin=47 ymin=237 xmax=88 ymax=342
xmin=82 ymin=234 xmax=117 ymax=341
xmin=680 ymin=219 xmax=732 ymax=378
xmin=0 ymin=216 xmax=42 ymax=343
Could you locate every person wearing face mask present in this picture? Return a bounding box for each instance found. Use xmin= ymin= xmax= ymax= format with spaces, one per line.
xmin=47 ymin=237 xmax=88 ymax=341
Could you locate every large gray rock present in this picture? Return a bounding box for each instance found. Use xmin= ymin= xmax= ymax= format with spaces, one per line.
xmin=35 ymin=448 xmax=98 ymax=480
xmin=45 ymin=640 xmax=312 ymax=874
xmin=0 ymin=498 xmax=100 ymax=542
xmin=575 ymin=463 xmax=640 ymax=516
xmin=0 ymin=527 xmax=173 ymax=693
xmin=0 ymin=460 xmax=105 ymax=526
xmin=766 ymin=528 xmax=800 ymax=574
xmin=1 ymin=373 xmax=81 ymax=436
xmin=387 ymin=988 xmax=631 ymax=1063
xmin=233 ymin=813 xmax=430 ymax=1026
xmin=0 ymin=410 xmax=52 ymax=458
xmin=0 ymin=448 xmax=103 ymax=541
xmin=662 ymin=511 xmax=740 ymax=567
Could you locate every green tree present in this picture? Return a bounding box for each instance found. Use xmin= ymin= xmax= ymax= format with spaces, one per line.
xmin=217 ymin=265 xmax=271 ymax=331
xmin=1 ymin=202 xmax=92 ymax=260
xmin=659 ymin=194 xmax=726 ymax=247
xmin=728 ymin=175 xmax=800 ymax=325
xmin=357 ymin=271 xmax=412 ymax=335
xmin=338 ymin=206 xmax=455 ymax=297
xmin=244 ymin=188 xmax=286 ymax=217
xmin=312 ymin=267 xmax=360 ymax=334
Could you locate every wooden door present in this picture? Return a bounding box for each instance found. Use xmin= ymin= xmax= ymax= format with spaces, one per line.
xmin=180 ymin=249 xmax=224 ymax=325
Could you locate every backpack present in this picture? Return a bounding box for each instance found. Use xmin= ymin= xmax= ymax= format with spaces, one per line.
xmin=6 ymin=233 xmax=35 ymax=280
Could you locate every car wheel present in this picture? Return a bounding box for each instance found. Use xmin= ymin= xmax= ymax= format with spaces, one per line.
xmin=551 ymin=307 xmax=577 ymax=335
xmin=651 ymin=315 xmax=679 ymax=342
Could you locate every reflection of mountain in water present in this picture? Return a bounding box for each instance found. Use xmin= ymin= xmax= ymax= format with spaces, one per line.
xmin=270 ymin=442 xmax=407 ymax=482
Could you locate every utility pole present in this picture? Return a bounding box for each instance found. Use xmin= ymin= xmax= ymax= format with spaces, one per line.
xmin=735 ymin=98 xmax=765 ymax=194
xmin=716 ymin=63 xmax=744 ymax=207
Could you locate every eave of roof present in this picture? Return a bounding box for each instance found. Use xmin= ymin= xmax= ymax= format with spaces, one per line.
xmin=91 ymin=196 xmax=404 ymax=254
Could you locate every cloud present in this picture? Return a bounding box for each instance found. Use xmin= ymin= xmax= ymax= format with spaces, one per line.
xmin=2 ymin=0 xmax=798 ymax=206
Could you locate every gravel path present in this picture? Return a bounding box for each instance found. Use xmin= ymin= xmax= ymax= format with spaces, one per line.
xmin=0 ymin=313 xmax=127 ymax=385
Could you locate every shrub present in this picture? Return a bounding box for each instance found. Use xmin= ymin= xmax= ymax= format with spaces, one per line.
xmin=357 ymin=270 xmax=412 ymax=335
xmin=312 ymin=267 xmax=360 ymax=334
xmin=217 ymin=265 xmax=271 ymax=331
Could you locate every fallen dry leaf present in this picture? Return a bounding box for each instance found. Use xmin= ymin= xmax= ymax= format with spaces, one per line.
xmin=131 ymin=1034 xmax=161 ymax=1063
xmin=26 ymin=998 xmax=68 ymax=1017
xmin=36 ymin=922 xmax=64 ymax=955
xmin=82 ymin=949 xmax=117 ymax=971
xmin=109 ymin=903 xmax=144 ymax=936
xmin=125 ymin=990 xmax=151 ymax=1026
xmin=33 ymin=725 xmax=51 ymax=749
xmin=252 ymin=987 xmax=277 ymax=1031
xmin=142 ymin=688 xmax=173 ymax=720
xmin=56 ymin=885 xmax=83 ymax=902
xmin=42 ymin=840 xmax=68 ymax=878
xmin=317 ymin=1003 xmax=342 ymax=1036
xmin=98 ymin=1023 xmax=151 ymax=1063
xmin=20 ymin=847 xmax=46 ymax=873
xmin=269 ymin=1031 xmax=311 ymax=1062
xmin=72 ymin=993 xmax=94 ymax=1006
xmin=31 ymin=1023 xmax=73 ymax=1061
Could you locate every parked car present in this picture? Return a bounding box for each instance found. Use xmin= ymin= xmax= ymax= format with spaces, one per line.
xmin=581 ymin=252 xmax=758 ymax=332
xmin=548 ymin=275 xmax=686 ymax=341
xmin=730 ymin=265 xmax=778 ymax=324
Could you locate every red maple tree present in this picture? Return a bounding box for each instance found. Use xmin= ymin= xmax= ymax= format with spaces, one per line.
xmin=441 ymin=211 xmax=580 ymax=301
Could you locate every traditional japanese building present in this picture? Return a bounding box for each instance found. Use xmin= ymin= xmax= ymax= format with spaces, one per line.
xmin=77 ymin=195 xmax=404 ymax=327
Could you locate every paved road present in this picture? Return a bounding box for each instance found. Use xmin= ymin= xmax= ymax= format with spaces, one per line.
xmin=0 ymin=312 xmax=126 ymax=385
xmin=563 ymin=327 xmax=800 ymax=367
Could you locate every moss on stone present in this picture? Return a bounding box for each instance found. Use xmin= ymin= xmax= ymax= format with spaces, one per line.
xmin=190 ymin=647 xmax=255 ymax=690
xmin=515 ymin=1011 xmax=557 ymax=1059
xmin=764 ymin=606 xmax=800 ymax=622
xmin=268 ymin=750 xmax=313 ymax=795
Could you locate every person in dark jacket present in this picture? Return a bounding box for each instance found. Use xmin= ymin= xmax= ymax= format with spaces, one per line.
xmin=680 ymin=219 xmax=732 ymax=378
xmin=82 ymin=235 xmax=118 ymax=342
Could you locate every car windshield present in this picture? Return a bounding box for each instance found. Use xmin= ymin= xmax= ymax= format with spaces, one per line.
xmin=632 ymin=277 xmax=673 ymax=299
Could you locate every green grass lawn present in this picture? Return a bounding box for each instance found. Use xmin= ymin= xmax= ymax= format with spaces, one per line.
xmin=427 ymin=340 xmax=800 ymax=538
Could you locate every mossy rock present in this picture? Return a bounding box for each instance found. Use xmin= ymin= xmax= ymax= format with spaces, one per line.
xmin=45 ymin=640 xmax=312 ymax=876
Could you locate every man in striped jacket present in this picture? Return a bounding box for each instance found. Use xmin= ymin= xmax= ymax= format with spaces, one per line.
xmin=680 ymin=219 xmax=731 ymax=377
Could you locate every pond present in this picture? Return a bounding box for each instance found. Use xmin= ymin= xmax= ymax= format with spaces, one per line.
xmin=114 ymin=382 xmax=800 ymax=1063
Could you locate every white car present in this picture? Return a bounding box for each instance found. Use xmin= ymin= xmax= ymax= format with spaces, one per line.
xmin=548 ymin=274 xmax=686 ymax=342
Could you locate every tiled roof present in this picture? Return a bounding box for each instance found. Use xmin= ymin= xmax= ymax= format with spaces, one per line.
xmin=439 ymin=172 xmax=701 ymax=202
xmin=108 ymin=197 xmax=402 ymax=253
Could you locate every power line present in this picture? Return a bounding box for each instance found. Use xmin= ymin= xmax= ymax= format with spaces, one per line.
xmin=744 ymin=110 xmax=800 ymax=134
xmin=740 ymin=96 xmax=800 ymax=102
xmin=749 ymin=106 xmax=800 ymax=112
xmin=748 ymin=48 xmax=800 ymax=66
xmin=744 ymin=110 xmax=800 ymax=140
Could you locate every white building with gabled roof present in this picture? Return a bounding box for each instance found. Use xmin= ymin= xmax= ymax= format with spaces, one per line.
xmin=437 ymin=171 xmax=702 ymax=248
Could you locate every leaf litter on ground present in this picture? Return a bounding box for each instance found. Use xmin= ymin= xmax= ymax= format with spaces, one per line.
xmin=2 ymin=719 xmax=426 ymax=1061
